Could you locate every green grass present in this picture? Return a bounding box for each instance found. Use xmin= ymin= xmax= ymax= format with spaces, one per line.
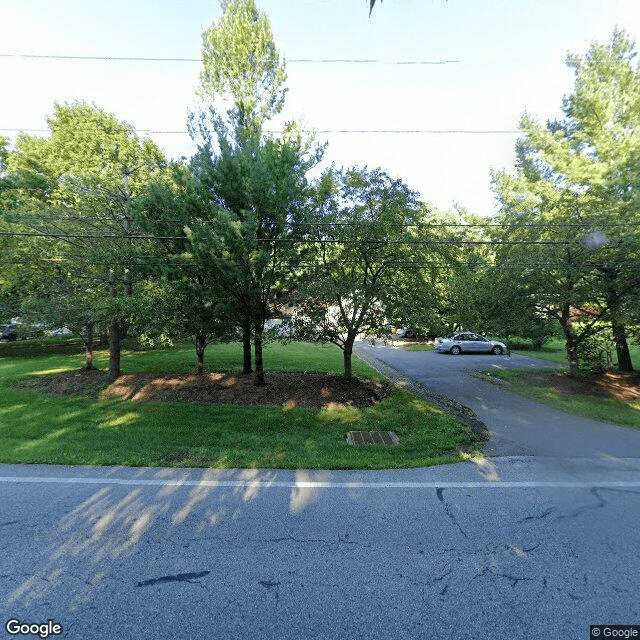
xmin=476 ymin=367 xmax=640 ymax=429
xmin=513 ymin=337 xmax=640 ymax=368
xmin=512 ymin=339 xmax=570 ymax=364
xmin=402 ymin=343 xmax=434 ymax=352
xmin=0 ymin=340 xmax=480 ymax=469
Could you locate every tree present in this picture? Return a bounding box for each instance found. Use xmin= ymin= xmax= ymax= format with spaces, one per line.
xmin=198 ymin=0 xmax=287 ymax=138
xmin=292 ymin=167 xmax=436 ymax=379
xmin=558 ymin=30 xmax=640 ymax=370
xmin=6 ymin=102 xmax=166 ymax=378
xmin=191 ymin=0 xmax=322 ymax=385
xmin=188 ymin=131 xmax=320 ymax=384
xmin=135 ymin=163 xmax=236 ymax=374
xmin=492 ymin=30 xmax=640 ymax=373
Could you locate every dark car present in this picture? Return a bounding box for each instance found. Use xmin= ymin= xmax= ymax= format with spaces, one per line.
xmin=395 ymin=328 xmax=419 ymax=339
xmin=395 ymin=328 xmax=438 ymax=341
xmin=0 ymin=323 xmax=39 ymax=341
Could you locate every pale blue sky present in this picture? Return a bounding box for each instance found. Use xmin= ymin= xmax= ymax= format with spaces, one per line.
xmin=2 ymin=0 xmax=638 ymax=215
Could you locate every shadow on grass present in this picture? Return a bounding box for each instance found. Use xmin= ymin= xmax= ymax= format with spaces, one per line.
xmin=0 ymin=383 xmax=480 ymax=470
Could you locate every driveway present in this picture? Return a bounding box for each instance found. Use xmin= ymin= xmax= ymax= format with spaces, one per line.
xmin=354 ymin=340 xmax=640 ymax=459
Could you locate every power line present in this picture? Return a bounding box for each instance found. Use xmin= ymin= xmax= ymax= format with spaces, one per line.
xmin=0 ymin=231 xmax=184 ymax=240
xmin=0 ymin=52 xmax=461 ymax=65
xmin=0 ymin=230 xmax=576 ymax=245
xmin=0 ymin=127 xmax=521 ymax=136
xmin=7 ymin=255 xmax=640 ymax=271
xmin=5 ymin=214 xmax=636 ymax=228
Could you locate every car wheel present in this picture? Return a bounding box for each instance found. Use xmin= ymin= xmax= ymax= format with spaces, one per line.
xmin=450 ymin=345 xmax=462 ymax=355
xmin=491 ymin=345 xmax=503 ymax=355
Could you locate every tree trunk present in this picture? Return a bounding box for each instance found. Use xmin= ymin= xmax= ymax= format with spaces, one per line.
xmin=253 ymin=330 xmax=265 ymax=386
xmin=108 ymin=320 xmax=121 ymax=381
xmin=84 ymin=322 xmax=95 ymax=370
xmin=242 ymin=313 xmax=253 ymax=374
xmin=108 ymin=268 xmax=121 ymax=381
xmin=195 ymin=331 xmax=207 ymax=375
xmin=559 ymin=308 xmax=579 ymax=375
xmin=612 ymin=321 xmax=634 ymax=372
xmin=343 ymin=335 xmax=355 ymax=380
xmin=566 ymin=336 xmax=579 ymax=376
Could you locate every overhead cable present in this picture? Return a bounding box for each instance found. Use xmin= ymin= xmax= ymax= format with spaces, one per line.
xmin=0 ymin=52 xmax=461 ymax=65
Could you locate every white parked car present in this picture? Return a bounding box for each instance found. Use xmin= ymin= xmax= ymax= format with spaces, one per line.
xmin=435 ymin=332 xmax=508 ymax=355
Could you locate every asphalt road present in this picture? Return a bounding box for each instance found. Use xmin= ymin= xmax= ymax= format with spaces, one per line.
xmin=2 ymin=344 xmax=640 ymax=639
xmin=1 ymin=461 xmax=640 ymax=640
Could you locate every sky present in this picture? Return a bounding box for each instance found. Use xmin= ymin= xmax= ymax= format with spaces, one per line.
xmin=2 ymin=0 xmax=639 ymax=217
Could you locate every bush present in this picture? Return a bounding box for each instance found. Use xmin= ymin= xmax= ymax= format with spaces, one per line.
xmin=577 ymin=334 xmax=614 ymax=374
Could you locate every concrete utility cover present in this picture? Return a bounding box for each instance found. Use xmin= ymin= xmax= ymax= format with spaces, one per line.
xmin=347 ymin=431 xmax=399 ymax=446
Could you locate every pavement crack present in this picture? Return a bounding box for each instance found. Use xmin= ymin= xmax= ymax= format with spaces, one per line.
xmin=472 ymin=566 xmax=535 ymax=588
xmin=259 ymin=580 xmax=280 ymax=589
xmin=0 ymin=520 xmax=20 ymax=527
xmin=493 ymin=572 xmax=536 ymax=588
xmin=268 ymin=536 xmax=327 ymax=545
xmin=258 ymin=580 xmax=280 ymax=609
xmin=519 ymin=508 xmax=555 ymax=523
xmin=436 ymin=488 xmax=468 ymax=538
xmin=557 ymin=487 xmax=606 ymax=521
xmin=136 ymin=570 xmax=210 ymax=588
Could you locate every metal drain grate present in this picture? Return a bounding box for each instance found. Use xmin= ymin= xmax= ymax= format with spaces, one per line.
xmin=346 ymin=431 xmax=399 ymax=446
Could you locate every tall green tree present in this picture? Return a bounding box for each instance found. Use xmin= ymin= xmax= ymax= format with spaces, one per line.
xmin=492 ymin=30 xmax=640 ymax=373
xmin=188 ymin=131 xmax=319 ymax=384
xmin=191 ymin=0 xmax=322 ymax=384
xmin=135 ymin=163 xmax=236 ymax=374
xmin=198 ymin=0 xmax=287 ymax=138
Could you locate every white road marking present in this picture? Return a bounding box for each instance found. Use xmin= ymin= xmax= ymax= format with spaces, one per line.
xmin=1 ymin=476 xmax=640 ymax=489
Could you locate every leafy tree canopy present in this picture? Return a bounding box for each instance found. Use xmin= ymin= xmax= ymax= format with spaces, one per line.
xmin=198 ymin=0 xmax=287 ymax=137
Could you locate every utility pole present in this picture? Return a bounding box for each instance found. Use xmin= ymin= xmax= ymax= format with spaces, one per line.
xmin=108 ymin=267 xmax=121 ymax=381
xmin=123 ymin=167 xmax=134 ymax=296
xmin=107 ymin=166 xmax=135 ymax=381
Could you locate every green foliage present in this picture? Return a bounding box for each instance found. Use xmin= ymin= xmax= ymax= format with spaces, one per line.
xmin=577 ymin=333 xmax=615 ymax=373
xmin=491 ymin=30 xmax=640 ymax=373
xmin=196 ymin=0 xmax=287 ymax=142
xmin=135 ymin=163 xmax=235 ymax=354
xmin=2 ymin=102 xmax=168 ymax=375
xmin=292 ymin=167 xmax=443 ymax=376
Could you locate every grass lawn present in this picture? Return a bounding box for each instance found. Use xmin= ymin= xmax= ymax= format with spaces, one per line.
xmin=513 ymin=337 xmax=640 ymax=367
xmin=0 ymin=340 xmax=480 ymax=469
xmin=402 ymin=343 xmax=434 ymax=352
xmin=476 ymin=367 xmax=640 ymax=429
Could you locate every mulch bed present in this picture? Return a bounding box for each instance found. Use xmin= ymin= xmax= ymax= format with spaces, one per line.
xmin=519 ymin=370 xmax=640 ymax=401
xmin=17 ymin=369 xmax=391 ymax=409
xmin=15 ymin=367 xmax=640 ymax=408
